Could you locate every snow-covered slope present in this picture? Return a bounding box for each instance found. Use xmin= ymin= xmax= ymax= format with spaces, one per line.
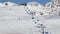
xmin=0 ymin=1 xmax=60 ymax=34
xmin=0 ymin=6 xmax=34 ymax=34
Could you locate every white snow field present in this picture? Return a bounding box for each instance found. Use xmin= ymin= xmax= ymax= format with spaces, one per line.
xmin=0 ymin=6 xmax=59 ymax=34
xmin=0 ymin=6 xmax=43 ymax=34
xmin=0 ymin=1 xmax=60 ymax=34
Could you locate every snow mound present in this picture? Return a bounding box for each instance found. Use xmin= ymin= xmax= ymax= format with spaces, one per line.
xmin=0 ymin=2 xmax=18 ymax=6
xmin=27 ymin=1 xmax=44 ymax=8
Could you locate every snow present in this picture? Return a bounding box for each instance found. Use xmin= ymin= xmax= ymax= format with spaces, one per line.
xmin=0 ymin=3 xmax=3 ymax=7
xmin=0 ymin=2 xmax=18 ymax=7
xmin=0 ymin=6 xmax=40 ymax=34
xmin=0 ymin=1 xmax=59 ymax=34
